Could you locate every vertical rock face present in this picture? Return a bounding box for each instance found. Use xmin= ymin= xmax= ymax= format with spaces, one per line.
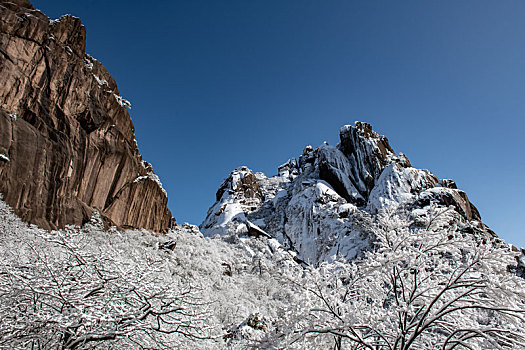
xmin=0 ymin=0 xmax=172 ymax=232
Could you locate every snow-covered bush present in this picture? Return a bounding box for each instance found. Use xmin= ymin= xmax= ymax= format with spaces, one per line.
xmin=271 ymin=205 xmax=525 ymax=349
xmin=0 ymin=213 xmax=216 ymax=349
xmin=0 ymin=200 xmax=301 ymax=349
xmin=2 ymin=195 xmax=524 ymax=349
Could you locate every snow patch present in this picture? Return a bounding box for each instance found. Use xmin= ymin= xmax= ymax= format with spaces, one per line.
xmin=368 ymin=163 xmax=437 ymax=212
xmin=133 ymin=172 xmax=167 ymax=196
xmin=113 ymin=94 xmax=131 ymax=109
xmin=93 ymin=74 xmax=108 ymax=87
xmin=84 ymin=57 xmax=93 ymax=70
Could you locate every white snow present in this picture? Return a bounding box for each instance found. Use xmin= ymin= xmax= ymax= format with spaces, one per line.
xmin=339 ymin=124 xmax=353 ymax=133
xmin=84 ymin=57 xmax=93 ymax=70
xmin=113 ymin=93 xmax=131 ymax=109
xmin=0 ymin=198 xmax=303 ymax=349
xmin=0 ymin=154 xmax=9 ymax=162
xmin=1 ymin=120 xmax=522 ymax=348
xmin=367 ymin=162 xmax=437 ymax=212
xmin=133 ymin=172 xmax=167 ymax=196
xmin=201 ymin=158 xmax=372 ymax=264
xmin=199 ymin=123 xmax=493 ymax=267
xmin=93 ymin=74 xmax=108 ymax=87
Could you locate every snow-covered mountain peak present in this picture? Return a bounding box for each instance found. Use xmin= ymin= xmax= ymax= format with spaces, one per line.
xmin=201 ymin=122 xmax=488 ymax=265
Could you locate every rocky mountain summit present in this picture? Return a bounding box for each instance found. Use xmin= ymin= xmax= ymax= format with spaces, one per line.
xmin=1 ymin=2 xmax=524 ymax=348
xmin=201 ymin=121 xmax=489 ymax=264
xmin=0 ymin=0 xmax=171 ymax=231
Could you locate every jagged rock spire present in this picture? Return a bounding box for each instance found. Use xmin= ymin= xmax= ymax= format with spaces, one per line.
xmin=201 ymin=121 xmax=485 ymax=264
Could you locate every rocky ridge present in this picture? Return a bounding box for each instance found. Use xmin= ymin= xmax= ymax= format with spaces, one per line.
xmin=201 ymin=121 xmax=488 ymax=264
xmin=0 ymin=0 xmax=171 ymax=231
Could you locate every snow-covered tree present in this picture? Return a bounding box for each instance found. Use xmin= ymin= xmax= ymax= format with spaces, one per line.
xmin=2 ymin=195 xmax=524 ymax=349
xmin=0 ymin=213 xmax=216 ymax=349
xmin=0 ymin=200 xmax=301 ymax=349
xmin=273 ymin=205 xmax=525 ymax=349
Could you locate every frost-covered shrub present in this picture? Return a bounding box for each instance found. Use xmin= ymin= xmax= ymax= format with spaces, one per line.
xmin=0 ymin=200 xmax=301 ymax=349
xmin=0 ymin=212 xmax=216 ymax=349
xmin=2 ymin=196 xmax=523 ymax=350
xmin=270 ymin=205 xmax=525 ymax=349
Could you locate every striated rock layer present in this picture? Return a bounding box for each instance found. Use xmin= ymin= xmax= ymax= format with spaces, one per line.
xmin=0 ymin=0 xmax=172 ymax=232
xmin=201 ymin=122 xmax=488 ymax=264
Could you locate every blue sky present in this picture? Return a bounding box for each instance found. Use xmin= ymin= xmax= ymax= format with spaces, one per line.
xmin=35 ymin=0 xmax=525 ymax=247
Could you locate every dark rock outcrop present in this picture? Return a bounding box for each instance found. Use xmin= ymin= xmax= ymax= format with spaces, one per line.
xmin=215 ymin=166 xmax=262 ymax=203
xmin=337 ymin=121 xmax=396 ymax=194
xmin=416 ymin=187 xmax=481 ymax=221
xmin=0 ymin=0 xmax=171 ymax=232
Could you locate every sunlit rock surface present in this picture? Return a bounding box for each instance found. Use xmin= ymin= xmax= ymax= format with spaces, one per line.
xmin=0 ymin=0 xmax=171 ymax=232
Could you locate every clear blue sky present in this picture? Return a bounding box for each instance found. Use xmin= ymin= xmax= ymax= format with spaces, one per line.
xmin=34 ymin=1 xmax=525 ymax=247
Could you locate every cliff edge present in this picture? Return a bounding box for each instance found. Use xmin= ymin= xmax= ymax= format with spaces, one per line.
xmin=0 ymin=0 xmax=172 ymax=232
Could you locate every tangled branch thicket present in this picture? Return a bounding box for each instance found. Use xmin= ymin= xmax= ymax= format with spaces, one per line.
xmin=272 ymin=205 xmax=525 ymax=349
xmin=1 ymin=199 xmax=524 ymax=350
xmin=0 ymin=211 xmax=216 ymax=349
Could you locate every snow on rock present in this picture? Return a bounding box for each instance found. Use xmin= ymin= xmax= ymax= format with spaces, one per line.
xmin=93 ymin=74 xmax=108 ymax=87
xmin=201 ymin=122 xmax=484 ymax=265
xmin=298 ymin=145 xmax=316 ymax=170
xmin=201 ymin=167 xmax=269 ymax=237
xmin=283 ymin=179 xmax=373 ymax=263
xmin=416 ymin=186 xmax=481 ymax=222
xmin=246 ymin=220 xmax=271 ymax=238
xmin=368 ymin=162 xmax=438 ymax=213
xmin=278 ymin=158 xmax=299 ymax=180
xmin=133 ymin=171 xmax=167 ymax=196
xmin=271 ymin=188 xmax=288 ymax=205
xmin=113 ymin=93 xmax=132 ymax=109
xmin=0 ymin=154 xmax=10 ymax=162
xmin=84 ymin=57 xmax=93 ymax=70
xmin=317 ymin=144 xmax=365 ymax=205
xmin=225 ymin=313 xmax=269 ymax=345
xmin=49 ymin=14 xmax=81 ymax=25
xmin=337 ymin=121 xmax=396 ymax=194
xmin=516 ymin=248 xmax=525 ymax=279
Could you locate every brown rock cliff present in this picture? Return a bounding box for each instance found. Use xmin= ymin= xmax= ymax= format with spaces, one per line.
xmin=0 ymin=0 xmax=172 ymax=232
